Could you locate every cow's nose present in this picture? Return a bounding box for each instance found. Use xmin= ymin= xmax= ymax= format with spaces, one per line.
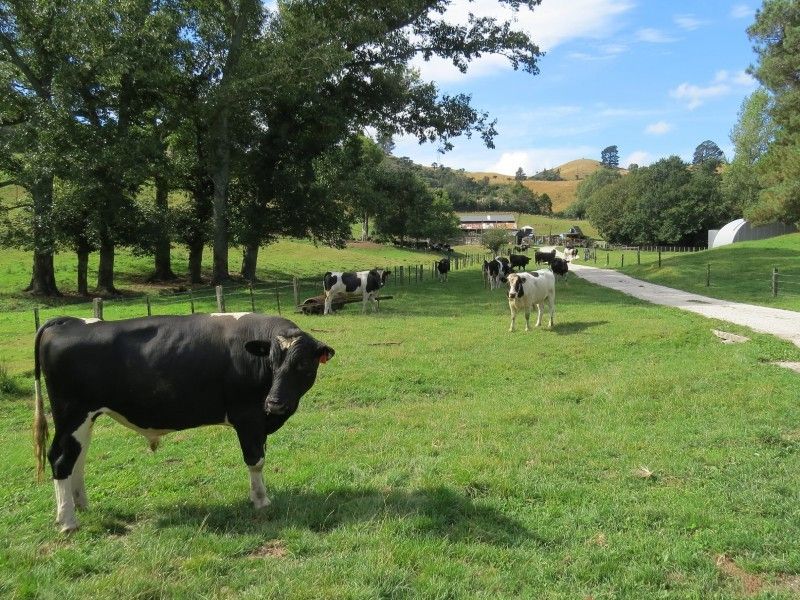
xmin=264 ymin=400 xmax=286 ymax=415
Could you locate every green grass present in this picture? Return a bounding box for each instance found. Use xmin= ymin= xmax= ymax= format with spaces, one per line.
xmin=2 ymin=243 xmax=800 ymax=598
xmin=514 ymin=213 xmax=598 ymax=239
xmin=596 ymin=234 xmax=800 ymax=311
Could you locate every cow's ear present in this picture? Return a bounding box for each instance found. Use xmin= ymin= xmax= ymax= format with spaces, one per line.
xmin=317 ymin=345 xmax=335 ymax=364
xmin=245 ymin=340 xmax=271 ymax=357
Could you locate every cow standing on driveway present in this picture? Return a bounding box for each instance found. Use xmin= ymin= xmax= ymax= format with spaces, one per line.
xmin=33 ymin=313 xmax=334 ymax=533
xmin=323 ymin=269 xmax=390 ymax=315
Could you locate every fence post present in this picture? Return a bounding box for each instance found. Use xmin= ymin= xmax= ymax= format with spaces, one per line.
xmin=706 ymin=264 xmax=711 ymax=287
xmin=33 ymin=307 xmax=40 ymax=332
xmin=293 ymin=277 xmax=299 ymax=308
xmin=606 ymin=253 xmax=609 ymax=266
xmin=275 ymin=278 xmax=281 ymax=315
xmin=658 ymin=250 xmax=662 ymax=268
xmin=146 ymin=295 xmax=152 ymax=316
xmin=399 ymin=266 xmax=403 ymax=285
xmin=92 ymin=298 xmax=103 ymax=320
xmin=189 ymin=288 xmax=195 ymax=314
xmin=772 ymin=267 xmax=778 ymax=297
xmin=249 ymin=282 xmax=256 ymax=312
xmin=215 ymin=286 xmax=225 ymax=312
xmin=637 ymin=247 xmax=640 ymax=265
xmin=621 ymin=254 xmax=624 ymax=267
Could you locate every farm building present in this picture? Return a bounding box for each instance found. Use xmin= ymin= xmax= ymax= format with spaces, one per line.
xmin=458 ymin=213 xmax=518 ymax=244
xmin=708 ymin=219 xmax=797 ymax=249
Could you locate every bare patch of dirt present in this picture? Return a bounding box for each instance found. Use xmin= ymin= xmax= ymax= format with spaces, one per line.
xmin=715 ymin=554 xmax=765 ymax=596
xmin=249 ymin=539 xmax=288 ymax=559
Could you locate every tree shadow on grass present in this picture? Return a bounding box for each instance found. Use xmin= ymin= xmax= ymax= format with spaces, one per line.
xmin=552 ymin=320 xmax=608 ymax=335
xmin=154 ymin=485 xmax=535 ymax=547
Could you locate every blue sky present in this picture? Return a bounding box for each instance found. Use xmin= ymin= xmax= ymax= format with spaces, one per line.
xmin=392 ymin=0 xmax=760 ymax=175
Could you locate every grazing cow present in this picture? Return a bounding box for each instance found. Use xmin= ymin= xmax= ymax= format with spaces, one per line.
xmin=509 ymin=253 xmax=531 ymax=271
xmin=504 ymin=271 xmax=556 ymax=331
xmin=33 ymin=313 xmax=335 ymax=533
xmin=535 ymin=249 xmax=556 ymax=264
xmin=436 ymin=258 xmax=451 ymax=282
xmin=549 ymin=257 xmax=569 ymax=278
xmin=323 ymin=269 xmax=390 ymax=315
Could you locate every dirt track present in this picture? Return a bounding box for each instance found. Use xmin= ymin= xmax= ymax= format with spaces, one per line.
xmin=569 ymin=263 xmax=800 ymax=349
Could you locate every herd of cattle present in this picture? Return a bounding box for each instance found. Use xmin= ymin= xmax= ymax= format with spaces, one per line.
xmin=33 ymin=246 xmax=575 ymax=532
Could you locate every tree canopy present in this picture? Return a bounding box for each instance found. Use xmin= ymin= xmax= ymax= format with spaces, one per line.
xmin=600 ymin=145 xmax=619 ymax=169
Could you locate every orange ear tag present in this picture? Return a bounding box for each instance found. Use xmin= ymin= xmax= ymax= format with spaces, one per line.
xmin=319 ymin=353 xmax=328 ymax=364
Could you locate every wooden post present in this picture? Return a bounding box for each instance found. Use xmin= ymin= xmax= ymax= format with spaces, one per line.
xmin=275 ymin=278 xmax=281 ymax=315
xmin=658 ymin=250 xmax=662 ymax=268
xmin=249 ymin=282 xmax=256 ymax=312
xmin=637 ymin=248 xmax=640 ymax=265
xmin=146 ymin=295 xmax=152 ymax=316
xmin=706 ymin=264 xmax=711 ymax=287
xmin=408 ymin=266 xmax=411 ymax=285
xmin=215 ymin=286 xmax=225 ymax=312
xmin=189 ymin=288 xmax=195 ymax=314
xmin=606 ymin=253 xmax=609 ymax=266
xmin=621 ymin=254 xmax=624 ymax=267
xmin=293 ymin=277 xmax=299 ymax=308
xmin=92 ymin=298 xmax=103 ymax=320
xmin=33 ymin=307 xmax=40 ymax=332
xmin=415 ymin=264 xmax=418 ymax=282
xmin=772 ymin=267 xmax=778 ymax=297
xmin=399 ymin=266 xmax=404 ymax=285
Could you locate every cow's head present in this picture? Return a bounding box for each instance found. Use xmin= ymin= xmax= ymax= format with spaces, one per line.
xmin=506 ymin=273 xmax=527 ymax=299
xmin=379 ymin=269 xmax=391 ymax=285
xmin=245 ymin=331 xmax=334 ymax=416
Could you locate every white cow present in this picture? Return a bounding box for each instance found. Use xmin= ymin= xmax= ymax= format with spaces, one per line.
xmin=504 ymin=270 xmax=555 ymax=331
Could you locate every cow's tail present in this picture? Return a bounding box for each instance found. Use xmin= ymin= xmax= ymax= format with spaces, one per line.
xmin=33 ymin=319 xmax=56 ymax=482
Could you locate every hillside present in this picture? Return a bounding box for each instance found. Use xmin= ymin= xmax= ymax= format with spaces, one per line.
xmin=468 ymin=159 xmax=626 ymax=213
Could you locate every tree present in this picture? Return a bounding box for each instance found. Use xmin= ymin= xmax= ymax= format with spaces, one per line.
xmin=514 ymin=167 xmax=526 ymax=180
xmin=600 ymin=145 xmax=619 ymax=169
xmin=481 ymin=228 xmax=510 ymax=255
xmin=692 ymin=140 xmax=726 ymax=167
xmin=565 ymin=167 xmax=621 ymax=218
xmin=746 ymin=0 xmax=800 ymax=225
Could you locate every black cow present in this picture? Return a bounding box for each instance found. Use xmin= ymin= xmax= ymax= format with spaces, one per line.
xmin=33 ymin=313 xmax=334 ymax=532
xmin=509 ymin=254 xmax=531 ymax=271
xmin=323 ymin=269 xmax=390 ymax=315
xmin=535 ymin=249 xmax=556 ymax=264
xmin=550 ymin=257 xmax=569 ymax=278
xmin=436 ymin=258 xmax=451 ymax=282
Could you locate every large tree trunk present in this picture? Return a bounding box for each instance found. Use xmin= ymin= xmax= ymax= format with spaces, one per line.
xmin=25 ymin=175 xmax=60 ymax=296
xmin=152 ymin=174 xmax=176 ymax=281
xmin=188 ymin=240 xmax=204 ymax=284
xmin=211 ymin=110 xmax=231 ymax=284
xmin=362 ymin=212 xmax=369 ymax=241
xmin=240 ymin=242 xmax=259 ymax=282
xmin=76 ymin=246 xmax=89 ymax=296
xmin=96 ymin=226 xmax=117 ymax=295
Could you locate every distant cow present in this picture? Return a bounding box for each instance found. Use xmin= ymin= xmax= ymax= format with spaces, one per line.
xmin=323 ymin=269 xmax=390 ymax=315
xmin=535 ymin=249 xmax=556 ymax=264
xmin=549 ymin=257 xmax=569 ymax=278
xmin=564 ymin=247 xmax=578 ymax=262
xmin=436 ymin=258 xmax=450 ymax=282
xmin=509 ymin=254 xmax=531 ymax=271
xmin=33 ymin=313 xmax=334 ymax=532
xmin=505 ymin=270 xmax=556 ymax=331
xmin=484 ymin=256 xmax=512 ymax=290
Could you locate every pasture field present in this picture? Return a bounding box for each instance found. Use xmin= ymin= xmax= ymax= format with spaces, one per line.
xmin=2 ymin=244 xmax=800 ymax=598
xmin=596 ymin=234 xmax=800 ymax=312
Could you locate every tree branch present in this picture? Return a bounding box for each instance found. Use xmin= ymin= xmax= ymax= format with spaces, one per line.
xmin=0 ymin=32 xmax=50 ymax=100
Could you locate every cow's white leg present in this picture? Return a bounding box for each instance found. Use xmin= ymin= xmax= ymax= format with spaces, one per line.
xmin=547 ymin=295 xmax=555 ymax=328
xmin=54 ymin=478 xmax=77 ymax=533
xmin=323 ymin=293 xmax=332 ymax=315
xmin=362 ymin=291 xmax=368 ymax=314
xmin=524 ymin=309 xmax=531 ymax=331
xmin=535 ymin=303 xmax=543 ymax=327
xmin=509 ymin=305 xmax=517 ymax=332
xmin=248 ymin=458 xmax=270 ymax=509
xmin=71 ymin=417 xmax=94 ymax=511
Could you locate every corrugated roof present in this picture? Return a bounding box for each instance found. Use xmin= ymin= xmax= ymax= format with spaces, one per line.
xmin=458 ymin=213 xmax=516 ymax=223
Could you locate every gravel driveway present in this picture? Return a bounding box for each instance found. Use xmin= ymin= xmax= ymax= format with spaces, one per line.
xmin=569 ymin=263 xmax=800 ymax=349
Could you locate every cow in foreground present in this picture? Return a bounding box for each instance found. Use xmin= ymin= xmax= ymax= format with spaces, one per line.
xmin=323 ymin=269 xmax=390 ymax=315
xmin=503 ymin=271 xmax=556 ymax=331
xmin=33 ymin=313 xmax=334 ymax=533
xmin=436 ymin=258 xmax=450 ymax=282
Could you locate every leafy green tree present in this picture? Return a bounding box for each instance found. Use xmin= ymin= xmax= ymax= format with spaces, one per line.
xmin=481 ymin=227 xmax=510 ymax=255
xmin=514 ymin=167 xmax=526 ymax=180
xmin=746 ymin=0 xmax=800 ymax=225
xmin=692 ymin=140 xmax=726 ymax=167
xmin=600 ymin=145 xmax=619 ymax=168
xmin=530 ymin=167 xmax=562 ymax=181
xmin=566 ymin=167 xmax=621 ymax=218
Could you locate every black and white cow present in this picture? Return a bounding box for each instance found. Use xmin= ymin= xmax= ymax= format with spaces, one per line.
xmin=483 ymin=257 xmax=512 ymax=290
xmin=549 ymin=257 xmax=569 ymax=278
xmin=322 ymin=269 xmax=390 ymax=315
xmin=33 ymin=313 xmax=334 ymax=532
xmin=436 ymin=258 xmax=451 ymax=282
xmin=504 ymin=271 xmax=556 ymax=331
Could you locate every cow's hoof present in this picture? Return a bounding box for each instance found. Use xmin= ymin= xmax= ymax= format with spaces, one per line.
xmin=59 ymin=521 xmax=79 ymax=534
xmin=74 ymin=498 xmax=89 ymax=512
xmin=251 ymin=495 xmax=271 ymax=510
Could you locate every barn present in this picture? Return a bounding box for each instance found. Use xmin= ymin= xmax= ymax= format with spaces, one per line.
xmin=458 ymin=213 xmax=518 ymax=245
xmin=709 ymin=219 xmax=797 ymax=249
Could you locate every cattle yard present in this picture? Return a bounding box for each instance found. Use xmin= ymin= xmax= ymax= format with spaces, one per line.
xmin=2 ymin=241 xmax=800 ymax=598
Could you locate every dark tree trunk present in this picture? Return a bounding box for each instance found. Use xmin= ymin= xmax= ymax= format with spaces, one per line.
xmin=76 ymin=247 xmax=89 ymax=296
xmin=152 ymin=174 xmax=176 ymax=281
xmin=188 ymin=240 xmax=204 ymax=284
xmin=25 ymin=175 xmax=60 ymax=296
xmin=362 ymin=212 xmax=369 ymax=241
xmin=211 ymin=110 xmax=231 ymax=284
xmin=96 ymin=228 xmax=117 ymax=295
xmin=240 ymin=242 xmax=259 ymax=281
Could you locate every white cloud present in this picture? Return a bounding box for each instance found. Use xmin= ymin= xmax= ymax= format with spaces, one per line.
xmin=670 ymin=70 xmax=757 ymax=109
xmin=731 ymin=4 xmax=754 ymax=19
xmin=623 ymin=151 xmax=652 ymax=168
xmin=645 ymin=121 xmax=672 ymax=135
xmin=636 ymin=28 xmax=677 ymax=43
xmin=411 ymin=0 xmax=635 ymax=82
xmin=674 ymin=14 xmax=704 ymax=30
xmin=486 ymin=146 xmax=596 ymax=176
